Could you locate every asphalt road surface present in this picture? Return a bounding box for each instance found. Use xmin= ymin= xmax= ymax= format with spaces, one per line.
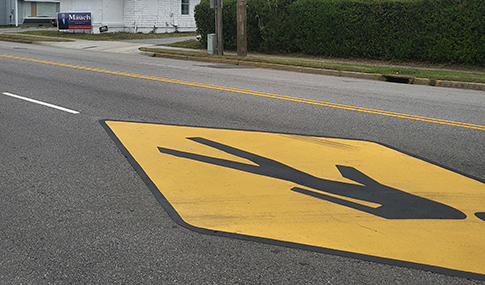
xmin=1 ymin=40 xmax=484 ymax=284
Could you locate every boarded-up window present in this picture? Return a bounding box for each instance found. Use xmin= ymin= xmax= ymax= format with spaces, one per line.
xmin=24 ymin=2 xmax=59 ymax=18
xmin=31 ymin=3 xmax=37 ymax=17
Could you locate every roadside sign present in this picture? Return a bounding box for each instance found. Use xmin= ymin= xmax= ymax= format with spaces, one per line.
xmin=103 ymin=121 xmax=485 ymax=280
xmin=57 ymin=12 xmax=91 ymax=30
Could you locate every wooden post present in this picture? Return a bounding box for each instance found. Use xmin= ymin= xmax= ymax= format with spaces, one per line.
xmin=216 ymin=0 xmax=223 ymax=55
xmin=237 ymin=0 xmax=247 ymax=57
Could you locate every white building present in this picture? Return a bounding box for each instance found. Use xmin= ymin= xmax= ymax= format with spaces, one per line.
xmin=1 ymin=0 xmax=201 ymax=33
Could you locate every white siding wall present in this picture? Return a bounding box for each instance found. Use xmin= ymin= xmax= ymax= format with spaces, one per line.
xmin=101 ymin=0 xmax=124 ymax=31
xmin=123 ymin=0 xmax=200 ymax=33
xmin=1 ymin=0 xmax=17 ymax=26
xmin=59 ymin=0 xmax=124 ymax=33
xmin=58 ymin=0 xmax=199 ymax=33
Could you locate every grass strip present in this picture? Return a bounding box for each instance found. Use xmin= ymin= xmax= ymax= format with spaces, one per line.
xmin=19 ymin=31 xmax=196 ymax=41
xmin=0 ymin=32 xmax=72 ymax=43
xmin=141 ymin=47 xmax=485 ymax=84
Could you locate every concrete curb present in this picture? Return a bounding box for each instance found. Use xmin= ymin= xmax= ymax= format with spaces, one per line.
xmin=153 ymin=52 xmax=484 ymax=92
xmin=435 ymin=80 xmax=485 ymax=91
xmin=412 ymin=78 xmax=431 ymax=86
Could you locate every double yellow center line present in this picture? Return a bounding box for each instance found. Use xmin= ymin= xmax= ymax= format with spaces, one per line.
xmin=2 ymin=54 xmax=484 ymax=131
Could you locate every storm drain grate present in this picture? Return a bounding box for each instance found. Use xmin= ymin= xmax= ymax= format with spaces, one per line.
xmin=382 ymin=74 xmax=415 ymax=84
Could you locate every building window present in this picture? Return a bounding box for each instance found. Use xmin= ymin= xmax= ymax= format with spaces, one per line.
xmin=24 ymin=2 xmax=59 ymax=18
xmin=181 ymin=0 xmax=189 ymax=15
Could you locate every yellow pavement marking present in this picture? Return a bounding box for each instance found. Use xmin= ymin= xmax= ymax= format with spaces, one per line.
xmin=2 ymin=54 xmax=485 ymax=131
xmin=105 ymin=121 xmax=485 ymax=277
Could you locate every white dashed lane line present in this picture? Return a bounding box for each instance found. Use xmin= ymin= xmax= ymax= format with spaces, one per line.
xmin=2 ymin=92 xmax=80 ymax=115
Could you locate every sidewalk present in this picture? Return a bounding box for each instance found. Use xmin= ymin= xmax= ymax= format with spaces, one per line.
xmin=34 ymin=36 xmax=197 ymax=55
xmin=0 ymin=27 xmax=196 ymax=55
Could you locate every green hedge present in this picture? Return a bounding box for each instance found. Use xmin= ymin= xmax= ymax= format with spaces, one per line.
xmin=195 ymin=0 xmax=297 ymax=52
xmin=194 ymin=0 xmax=238 ymax=50
xmin=195 ymin=0 xmax=485 ymax=65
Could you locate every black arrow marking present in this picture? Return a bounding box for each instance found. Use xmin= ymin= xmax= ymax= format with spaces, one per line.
xmin=158 ymin=137 xmax=466 ymax=220
xmin=476 ymin=212 xmax=485 ymax=221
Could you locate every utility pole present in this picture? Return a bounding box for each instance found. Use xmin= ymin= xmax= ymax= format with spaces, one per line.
xmin=216 ymin=0 xmax=223 ymax=55
xmin=237 ymin=0 xmax=247 ymax=57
